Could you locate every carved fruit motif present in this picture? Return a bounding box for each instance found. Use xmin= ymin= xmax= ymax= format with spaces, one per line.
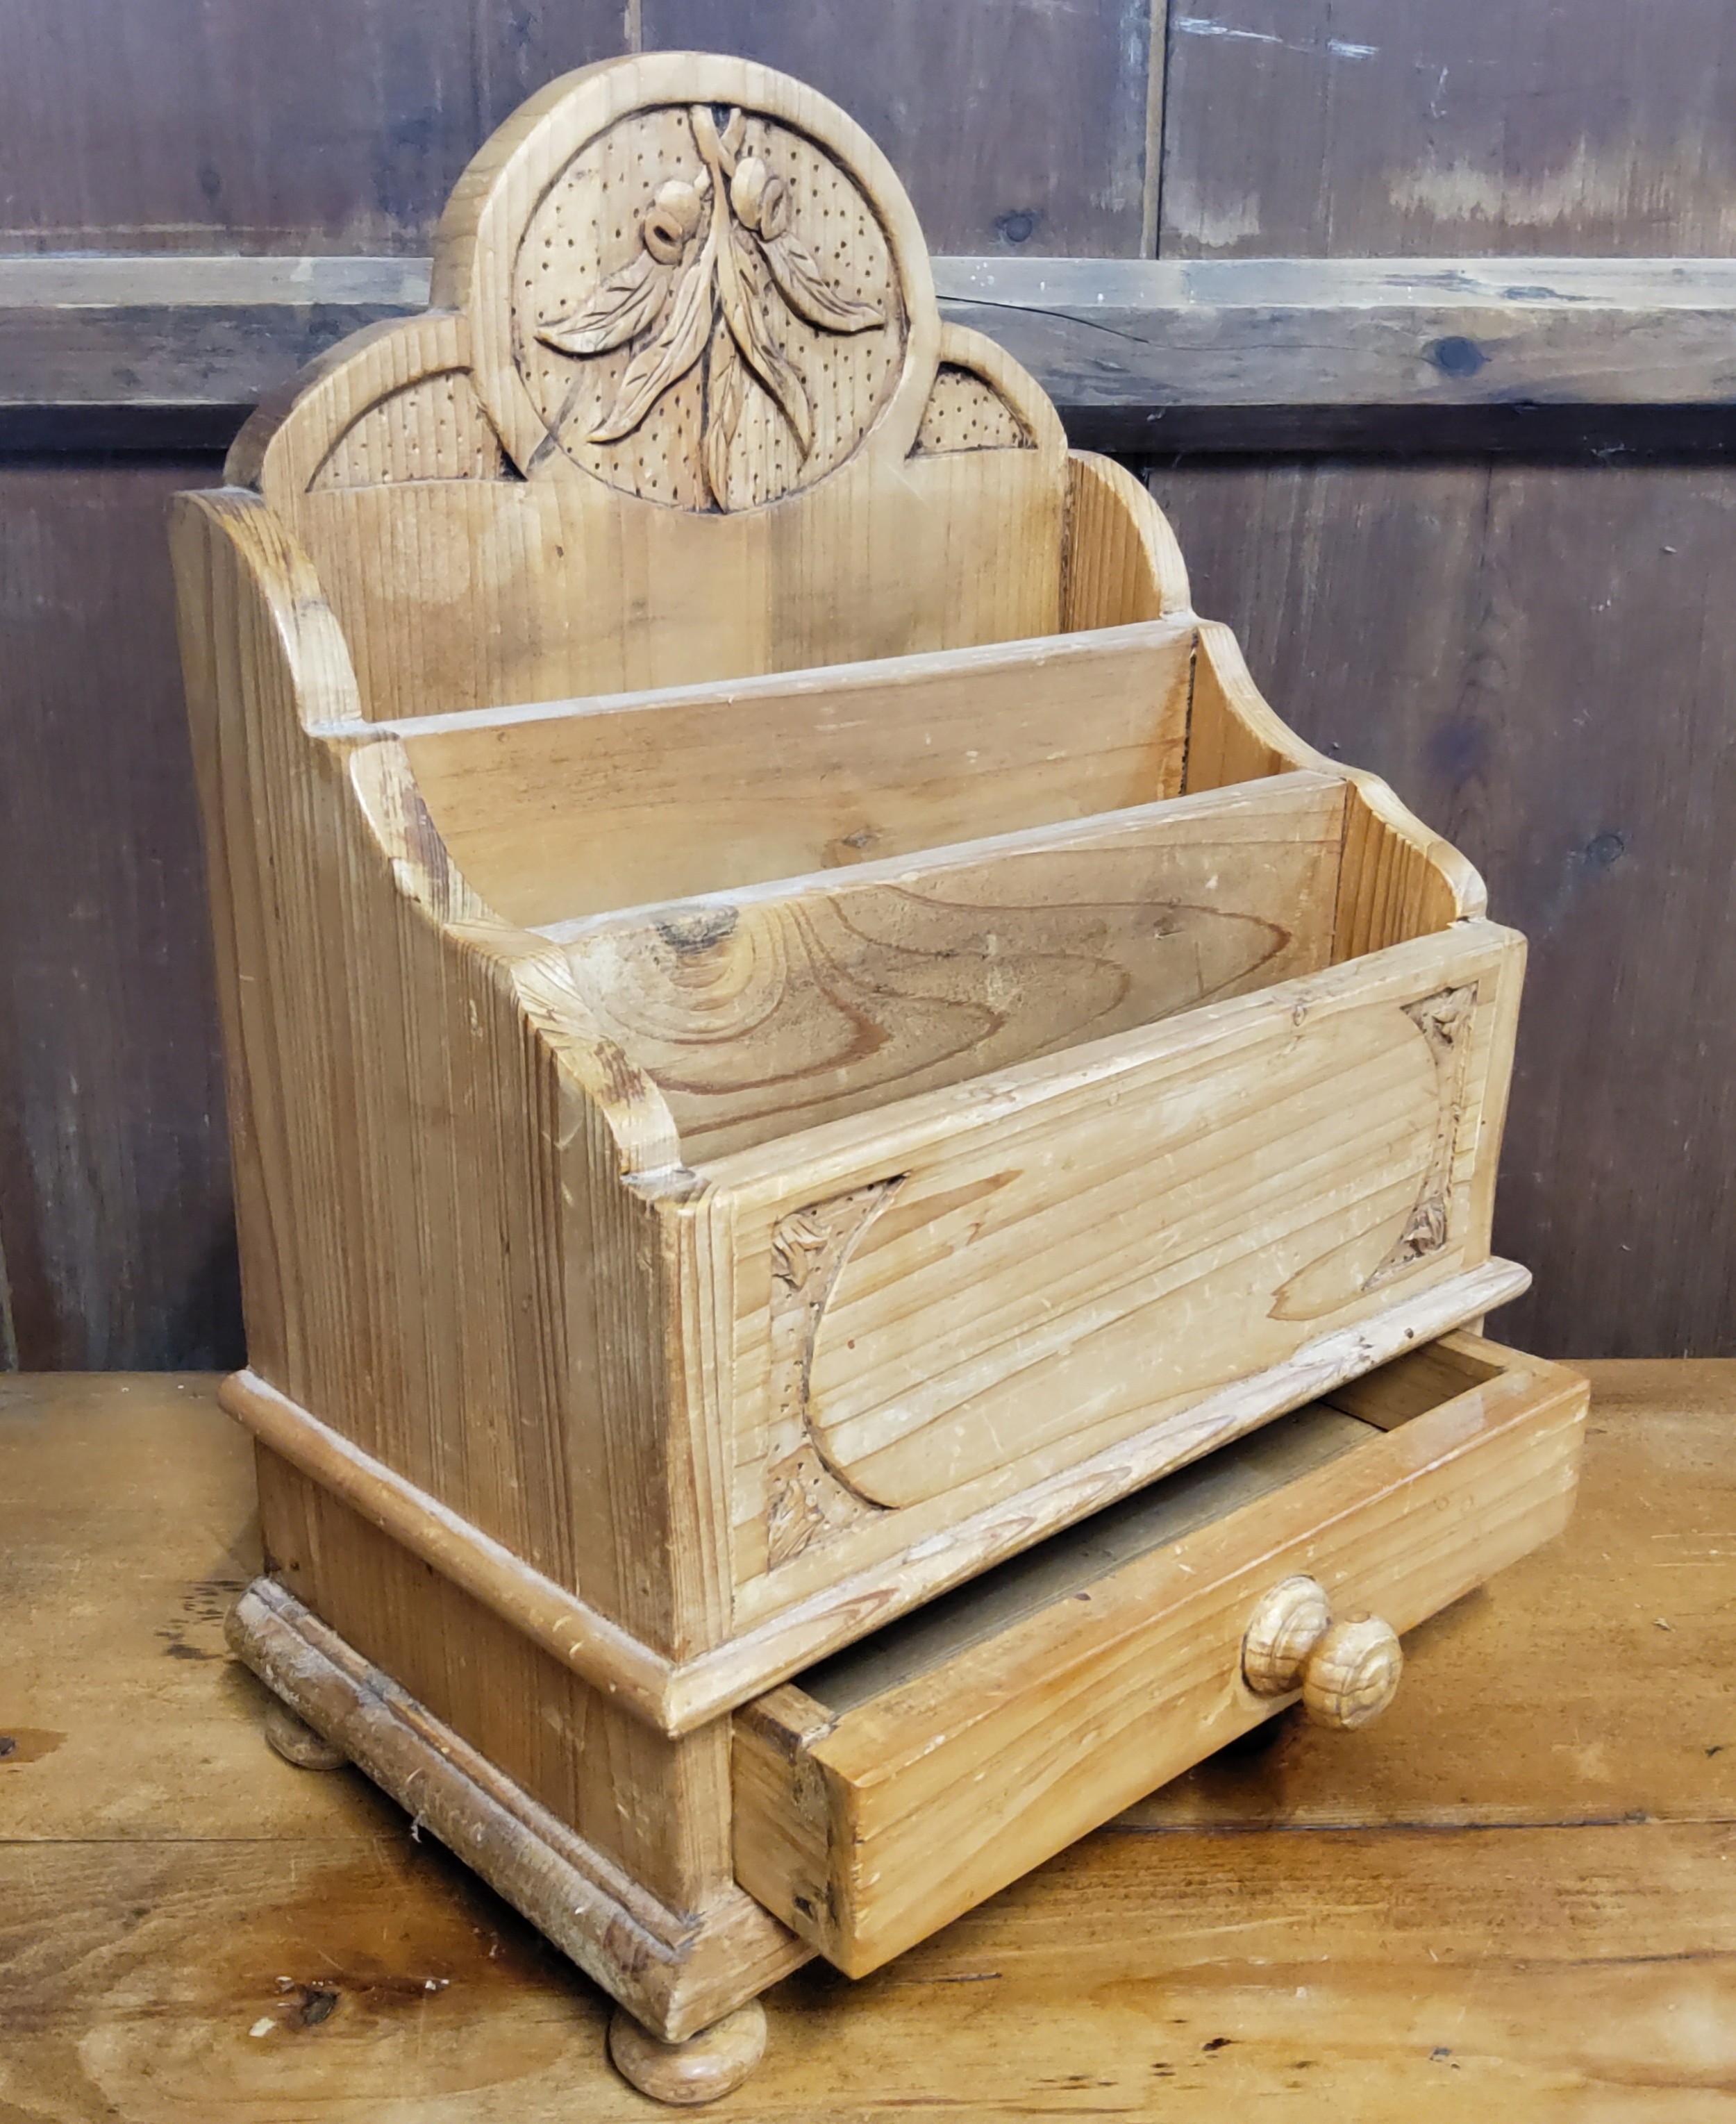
xmin=536 ymin=105 xmax=886 ymax=509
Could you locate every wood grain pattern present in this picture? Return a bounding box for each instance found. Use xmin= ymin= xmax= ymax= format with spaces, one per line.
xmin=608 ymin=2000 xmax=768 ymax=2103
xmin=0 ymin=3 xmax=626 ymax=255
xmin=224 ymin=56 xmax=1074 ymax=723
xmin=0 ymin=461 xmax=237 ymax=1371
xmin=1185 ymin=619 xmax=1487 ymax=953
xmin=159 ymin=56 xmax=1562 ymax=2084
xmin=215 ymin=1260 xmax=1527 ymax=1732
xmin=17 ymin=6 xmax=1736 ymax=1404
xmin=395 ymin=619 xmax=1196 ymax=927
xmin=275 ymin=441 xmax=1069 ymax=721
xmin=551 ymin=772 xmax=1347 ymax=1160
xmin=171 ymin=489 xmax=705 ymax=1667
xmin=1062 ymin=449 xmax=1192 ymax=627
xmin=0 ymin=1 xmax=1162 ymax=261
xmin=227 ymin=1576 xmax=805 ymax=2041
xmin=174 ymin=54 xmax=1514 ymax=1725
xmin=733 ymin=1334 xmax=1585 ymax=1974
xmin=708 ymin=923 xmax=1522 ymax=1547
xmin=640 ymin=0 xmax=1159 ymax=256
xmin=30 ymin=255 xmax=1736 ymax=453
xmin=7 ymin=1365 xmax=1728 ymax=2115
xmin=940 ymin=255 xmax=1736 ymax=441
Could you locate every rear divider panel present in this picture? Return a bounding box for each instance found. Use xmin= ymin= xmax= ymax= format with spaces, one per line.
xmin=394 ymin=619 xmax=1199 ymax=927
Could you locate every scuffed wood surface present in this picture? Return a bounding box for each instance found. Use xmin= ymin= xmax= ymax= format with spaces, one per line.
xmin=735 ymin=1337 xmax=1584 ymax=1976
xmin=1159 ymin=0 xmax=1736 ymax=260
xmin=553 ymin=773 xmax=1346 ymax=1160
xmin=3 ymin=1366 xmax=1735 ymax=2116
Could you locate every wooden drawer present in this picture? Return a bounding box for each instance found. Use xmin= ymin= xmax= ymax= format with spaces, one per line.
xmin=733 ymin=1332 xmax=1585 ymax=1975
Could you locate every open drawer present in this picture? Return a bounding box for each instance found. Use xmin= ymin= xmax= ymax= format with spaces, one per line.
xmin=733 ymin=1331 xmax=1586 ymax=1975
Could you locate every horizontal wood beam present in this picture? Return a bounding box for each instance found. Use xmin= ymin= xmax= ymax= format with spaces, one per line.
xmin=0 ymin=255 xmax=431 ymax=452
xmin=6 ymin=253 xmax=1736 ymax=454
xmin=939 ymin=256 xmax=1736 ymax=453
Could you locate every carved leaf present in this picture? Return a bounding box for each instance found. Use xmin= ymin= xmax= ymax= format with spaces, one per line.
xmin=703 ymin=319 xmax=746 ymax=509
xmin=586 ymin=245 xmax=717 ymax=444
xmin=719 ymin=228 xmax=813 ymax=455
xmin=771 ymin=1207 xmax=833 ymax=1294
xmin=762 ymin=230 xmax=885 ymax=335
xmin=538 ymin=250 xmax=675 ymax=356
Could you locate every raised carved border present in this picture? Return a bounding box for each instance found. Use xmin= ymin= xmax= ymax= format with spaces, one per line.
xmin=763 ymin=1180 xmax=901 ymax=1566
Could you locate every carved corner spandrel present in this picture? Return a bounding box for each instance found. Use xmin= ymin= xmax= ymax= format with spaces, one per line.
xmin=1365 ymin=982 xmax=1478 ymax=1290
xmin=763 ymin=1182 xmax=900 ymax=1566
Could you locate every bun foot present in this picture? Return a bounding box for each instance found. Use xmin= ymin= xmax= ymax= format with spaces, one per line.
xmin=262 ymin=1698 xmax=347 ymax=1771
xmin=608 ymin=2000 xmax=767 ymax=2106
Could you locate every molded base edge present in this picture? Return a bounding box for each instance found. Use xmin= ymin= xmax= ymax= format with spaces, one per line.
xmin=225 ymin=1578 xmax=808 ymax=2043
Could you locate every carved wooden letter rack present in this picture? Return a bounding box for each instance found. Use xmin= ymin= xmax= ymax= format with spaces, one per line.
xmin=172 ymin=53 xmax=1585 ymax=2105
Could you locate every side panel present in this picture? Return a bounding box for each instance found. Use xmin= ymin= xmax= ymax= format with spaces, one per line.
xmin=171 ymin=491 xmax=710 ymax=1655
xmin=256 ymin=1449 xmax=735 ymax=1912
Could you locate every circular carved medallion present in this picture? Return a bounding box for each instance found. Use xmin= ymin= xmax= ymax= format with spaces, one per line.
xmin=514 ymin=102 xmax=907 ymax=511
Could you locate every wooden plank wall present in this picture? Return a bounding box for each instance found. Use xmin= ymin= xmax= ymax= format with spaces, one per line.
xmin=1 ymin=2 xmax=1729 ymax=1362
xmin=0 ymin=462 xmax=235 ymax=1368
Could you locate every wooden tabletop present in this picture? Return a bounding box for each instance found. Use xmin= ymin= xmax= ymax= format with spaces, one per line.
xmin=3 ymin=1364 xmax=1733 ymax=2118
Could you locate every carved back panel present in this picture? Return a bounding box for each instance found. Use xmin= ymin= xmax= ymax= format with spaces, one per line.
xmin=230 ymin=54 xmax=1069 ymax=720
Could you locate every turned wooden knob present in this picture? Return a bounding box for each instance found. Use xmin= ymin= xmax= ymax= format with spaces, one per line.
xmin=1301 ymin=1614 xmax=1403 ymax=1730
xmin=1242 ymin=1576 xmax=1403 ymax=1730
xmin=1242 ymin=1575 xmax=1333 ymax=1695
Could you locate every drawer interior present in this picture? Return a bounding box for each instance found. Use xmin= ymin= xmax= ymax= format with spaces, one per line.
xmin=792 ymin=1334 xmax=1507 ymax=1719
xmin=734 ymin=1332 xmax=1585 ymax=1975
xmin=798 ymin=1395 xmax=1378 ymax=1718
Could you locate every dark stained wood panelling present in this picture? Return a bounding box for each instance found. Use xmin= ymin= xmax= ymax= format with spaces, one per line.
xmin=0 ymin=3 xmax=626 ymax=253
xmin=0 ymin=2 xmax=1160 ymax=259
xmin=1160 ymin=0 xmax=1736 ymax=257
xmin=1146 ymin=458 xmax=1736 ymax=1357
xmin=641 ymin=0 xmax=1160 ymax=255
xmin=0 ymin=460 xmax=242 ymax=1368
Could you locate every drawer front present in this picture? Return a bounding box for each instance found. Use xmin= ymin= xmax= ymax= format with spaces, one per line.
xmin=733 ymin=1334 xmax=1585 ymax=1976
